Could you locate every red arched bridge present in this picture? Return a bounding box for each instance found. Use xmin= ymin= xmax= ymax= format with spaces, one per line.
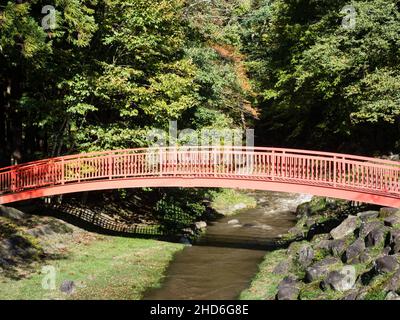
xmin=0 ymin=146 xmax=399 ymax=207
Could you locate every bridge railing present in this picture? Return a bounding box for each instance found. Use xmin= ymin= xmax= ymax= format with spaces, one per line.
xmin=0 ymin=146 xmax=399 ymax=197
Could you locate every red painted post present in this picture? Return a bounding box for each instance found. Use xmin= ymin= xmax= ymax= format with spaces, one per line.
xmin=108 ymin=155 xmax=112 ymax=180
xmin=333 ymin=156 xmax=337 ymax=187
xmin=271 ymin=150 xmax=275 ymax=181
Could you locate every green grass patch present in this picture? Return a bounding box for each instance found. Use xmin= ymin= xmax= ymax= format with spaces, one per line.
xmin=299 ymin=282 xmax=322 ymax=300
xmin=0 ymin=236 xmax=183 ymax=300
xmin=209 ymin=189 xmax=256 ymax=216
xmin=239 ymin=249 xmax=288 ymax=300
xmin=363 ymin=272 xmax=394 ymax=300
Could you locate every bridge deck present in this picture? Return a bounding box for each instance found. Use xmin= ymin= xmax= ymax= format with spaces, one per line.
xmin=0 ymin=147 xmax=399 ymax=207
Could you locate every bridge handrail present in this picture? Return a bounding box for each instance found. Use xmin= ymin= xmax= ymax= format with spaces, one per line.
xmin=0 ymin=146 xmax=399 ymax=173
xmin=0 ymin=146 xmax=399 ymax=201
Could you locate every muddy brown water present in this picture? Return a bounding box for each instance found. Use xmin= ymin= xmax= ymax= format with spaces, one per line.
xmin=144 ymin=191 xmax=312 ymax=300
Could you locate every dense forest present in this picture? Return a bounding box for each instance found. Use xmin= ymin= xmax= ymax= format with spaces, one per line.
xmin=1 ymin=0 xmax=399 ymax=224
xmin=1 ymin=0 xmax=399 ymax=165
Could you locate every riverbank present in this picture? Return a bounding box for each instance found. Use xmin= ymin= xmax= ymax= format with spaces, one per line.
xmin=240 ymin=197 xmax=400 ymax=300
xmin=0 ymin=206 xmax=183 ymax=300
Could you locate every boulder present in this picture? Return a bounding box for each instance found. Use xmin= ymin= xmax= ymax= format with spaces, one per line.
xmin=357 ymin=211 xmax=379 ymax=221
xmin=385 ymin=269 xmax=400 ymax=292
xmin=227 ymin=219 xmax=239 ymax=225
xmin=359 ymin=221 xmax=383 ymax=238
xmin=358 ymin=252 xmax=371 ymax=264
xmin=385 ymin=291 xmax=400 ymax=300
xmin=321 ymin=266 xmax=356 ymax=292
xmin=379 ymin=207 xmax=399 ymax=218
xmin=384 ymin=215 xmax=400 ymax=227
xmin=305 ymin=257 xmax=341 ymax=282
xmin=287 ymin=242 xmax=300 ymax=256
xmin=315 ymin=240 xmax=331 ymax=251
xmin=194 ymin=221 xmax=207 ymax=230
xmin=389 ymin=229 xmax=400 ymax=244
xmin=60 ymin=280 xmax=75 ymax=295
xmin=330 ymin=239 xmax=347 ymax=257
xmin=296 ymin=202 xmax=310 ymax=217
xmin=287 ymin=226 xmax=304 ymax=238
xmin=273 ymin=260 xmax=292 ymax=275
xmin=276 ymin=276 xmax=300 ymax=300
xmin=344 ymin=238 xmax=365 ymax=263
xmin=297 ymin=245 xmax=314 ymax=268
xmin=375 ymin=256 xmax=399 ymax=274
xmin=305 ymin=217 xmax=317 ymax=227
xmin=389 ymin=230 xmax=400 ymax=254
xmin=315 ymin=239 xmax=347 ymax=257
xmin=0 ymin=205 xmax=26 ymax=220
xmin=383 ymin=247 xmax=392 ymax=255
xmin=342 ymin=290 xmax=360 ymax=300
xmin=330 ymin=216 xmax=359 ymax=240
xmin=365 ymin=227 xmax=386 ymax=247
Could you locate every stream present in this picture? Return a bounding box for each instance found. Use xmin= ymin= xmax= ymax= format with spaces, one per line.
xmin=144 ymin=191 xmax=312 ymax=300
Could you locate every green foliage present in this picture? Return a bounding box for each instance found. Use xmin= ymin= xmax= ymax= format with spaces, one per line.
xmin=154 ymin=189 xmax=207 ymax=232
xmin=242 ymin=0 xmax=400 ymax=152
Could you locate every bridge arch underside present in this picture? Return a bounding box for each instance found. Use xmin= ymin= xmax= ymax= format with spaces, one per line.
xmin=0 ymin=177 xmax=399 ymax=208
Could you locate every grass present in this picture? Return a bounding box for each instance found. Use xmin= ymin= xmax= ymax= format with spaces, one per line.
xmin=0 ymin=235 xmax=183 ymax=300
xmin=239 ymin=249 xmax=288 ymax=300
xmin=209 ymin=189 xmax=257 ymax=216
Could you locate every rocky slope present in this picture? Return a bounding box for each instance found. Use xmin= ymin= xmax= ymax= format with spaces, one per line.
xmin=242 ymin=197 xmax=400 ymax=300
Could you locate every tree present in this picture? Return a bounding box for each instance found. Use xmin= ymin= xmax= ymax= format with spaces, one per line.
xmin=242 ymin=0 xmax=400 ymax=153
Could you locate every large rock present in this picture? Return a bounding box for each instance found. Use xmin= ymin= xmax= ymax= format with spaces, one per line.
xmin=287 ymin=226 xmax=304 ymax=238
xmin=344 ymin=238 xmax=365 ymax=263
xmin=359 ymin=221 xmax=383 ymax=238
xmin=385 ymin=269 xmax=400 ymax=292
xmin=307 ymin=197 xmax=327 ymax=216
xmin=385 ymin=291 xmax=400 ymax=300
xmin=357 ymin=211 xmax=379 ymax=221
xmin=315 ymin=239 xmax=347 ymax=257
xmin=384 ymin=215 xmax=400 ymax=227
xmin=0 ymin=205 xmax=26 ymax=220
xmin=321 ymin=266 xmax=356 ymax=292
xmin=305 ymin=217 xmax=317 ymax=227
xmin=287 ymin=242 xmax=301 ymax=256
xmin=342 ymin=290 xmax=360 ymax=300
xmin=389 ymin=230 xmax=400 ymax=254
xmin=380 ymin=207 xmax=399 ymax=218
xmin=276 ymin=276 xmax=300 ymax=300
xmin=227 ymin=219 xmax=239 ymax=225
xmin=365 ymin=227 xmax=386 ymax=247
xmin=297 ymin=245 xmax=314 ymax=268
xmin=194 ymin=221 xmax=207 ymax=230
xmin=60 ymin=280 xmax=75 ymax=295
xmin=305 ymin=257 xmax=341 ymax=282
xmin=330 ymin=216 xmax=359 ymax=240
xmin=273 ymin=260 xmax=292 ymax=275
xmin=296 ymin=202 xmax=310 ymax=217
xmin=375 ymin=256 xmax=399 ymax=274
xmin=330 ymin=239 xmax=347 ymax=257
